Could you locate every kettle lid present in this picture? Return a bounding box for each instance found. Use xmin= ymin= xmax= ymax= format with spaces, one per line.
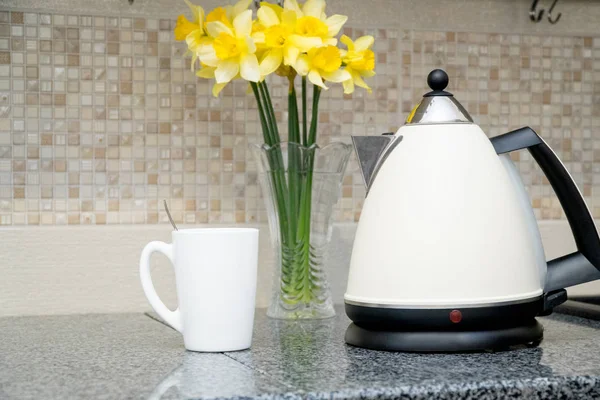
xmin=405 ymin=69 xmax=473 ymax=125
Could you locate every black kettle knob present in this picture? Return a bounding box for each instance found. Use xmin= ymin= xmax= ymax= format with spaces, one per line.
xmin=424 ymin=69 xmax=452 ymax=97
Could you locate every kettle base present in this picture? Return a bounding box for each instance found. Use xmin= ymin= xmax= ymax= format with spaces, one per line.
xmin=345 ymin=320 xmax=543 ymax=352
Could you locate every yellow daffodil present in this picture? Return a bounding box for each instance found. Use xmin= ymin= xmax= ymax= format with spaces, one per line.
xmin=284 ymin=0 xmax=347 ymax=51
xmin=196 ymin=65 xmax=235 ymax=97
xmin=198 ymin=9 xmax=261 ymax=85
xmin=340 ymin=34 xmax=376 ymax=94
xmin=255 ymin=3 xmax=309 ymax=76
xmin=294 ymin=45 xmax=350 ymax=89
xmin=174 ymin=0 xmax=205 ymax=41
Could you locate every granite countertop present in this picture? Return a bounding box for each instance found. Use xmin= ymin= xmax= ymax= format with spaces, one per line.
xmin=2 ymin=306 xmax=600 ymax=400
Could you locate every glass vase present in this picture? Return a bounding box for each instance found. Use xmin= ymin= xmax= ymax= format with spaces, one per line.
xmin=250 ymin=141 xmax=352 ymax=319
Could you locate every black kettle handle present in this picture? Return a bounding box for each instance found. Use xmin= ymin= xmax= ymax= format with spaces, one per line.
xmin=491 ymin=127 xmax=600 ymax=292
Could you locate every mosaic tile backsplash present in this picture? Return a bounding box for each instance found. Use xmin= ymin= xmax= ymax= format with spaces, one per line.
xmin=0 ymin=9 xmax=599 ymax=225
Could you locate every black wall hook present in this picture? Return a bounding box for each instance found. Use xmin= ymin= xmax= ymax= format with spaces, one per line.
xmin=547 ymin=0 xmax=562 ymax=24
xmin=530 ymin=0 xmax=544 ymax=22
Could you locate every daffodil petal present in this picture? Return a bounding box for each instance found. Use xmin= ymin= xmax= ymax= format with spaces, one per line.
xmin=288 ymin=35 xmax=323 ymax=51
xmin=324 ymin=38 xmax=337 ymax=46
xmin=215 ymin=60 xmax=239 ymax=83
xmin=302 ymin=0 xmax=325 ymax=18
xmin=212 ymin=82 xmax=228 ymax=97
xmin=233 ymin=10 xmax=253 ymax=38
xmin=243 ymin=37 xmax=255 ymax=54
xmin=293 ymin=54 xmax=310 ymax=76
xmin=283 ymin=45 xmax=300 ymax=66
xmin=260 ymin=2 xmax=283 ymax=18
xmin=196 ymin=66 xmax=216 ymax=78
xmin=174 ymin=15 xmax=200 ymax=41
xmin=184 ymin=0 xmax=205 ymax=24
xmin=252 ymin=31 xmax=266 ymax=44
xmin=284 ymin=0 xmax=302 ymax=15
xmin=281 ymin=10 xmax=297 ymax=26
xmin=354 ymin=35 xmax=375 ymax=51
xmin=353 ymin=71 xmax=372 ymax=92
xmin=185 ymin=29 xmax=205 ymax=50
xmin=233 ymin=0 xmax=252 ymax=18
xmin=325 ymin=14 xmax=347 ymax=37
xmin=257 ymin=6 xmax=280 ymax=28
xmin=260 ymin=49 xmax=283 ymax=76
xmin=361 ymin=70 xmax=376 ymax=78
xmin=340 ymin=34 xmax=354 ymax=50
xmin=240 ymin=53 xmax=260 ymax=82
xmin=308 ymin=69 xmax=327 ymax=89
xmin=207 ymin=21 xmax=233 ymax=38
xmin=322 ymin=68 xmax=351 ymax=83
xmin=198 ymin=43 xmax=219 ymax=67
xmin=343 ymin=77 xmax=354 ymax=94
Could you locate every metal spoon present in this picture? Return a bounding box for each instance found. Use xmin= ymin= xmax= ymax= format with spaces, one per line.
xmin=163 ymin=200 xmax=178 ymax=231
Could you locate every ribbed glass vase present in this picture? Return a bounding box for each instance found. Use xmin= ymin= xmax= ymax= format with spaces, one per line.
xmin=250 ymin=141 xmax=352 ymax=319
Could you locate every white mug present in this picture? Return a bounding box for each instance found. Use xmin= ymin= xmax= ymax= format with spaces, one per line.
xmin=139 ymin=228 xmax=259 ymax=352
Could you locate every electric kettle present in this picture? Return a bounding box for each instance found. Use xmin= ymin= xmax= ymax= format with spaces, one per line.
xmin=345 ymin=69 xmax=600 ymax=352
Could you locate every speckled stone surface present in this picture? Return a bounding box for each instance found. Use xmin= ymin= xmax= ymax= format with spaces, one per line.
xmin=2 ymin=308 xmax=600 ymax=399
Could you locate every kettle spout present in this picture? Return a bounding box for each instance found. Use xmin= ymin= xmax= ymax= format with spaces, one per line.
xmin=352 ymin=135 xmax=397 ymax=189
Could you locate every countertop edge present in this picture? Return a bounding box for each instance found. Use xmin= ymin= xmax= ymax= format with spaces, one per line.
xmin=196 ymin=376 xmax=600 ymax=400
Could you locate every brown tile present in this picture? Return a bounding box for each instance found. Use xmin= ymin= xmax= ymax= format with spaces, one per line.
xmin=95 ymin=213 xmax=106 ymax=224
xmin=222 ymin=148 xmax=233 ymax=161
xmin=107 ymin=29 xmax=119 ymax=42
xmin=14 ymin=187 xmax=25 ymax=198
xmin=159 ymin=19 xmax=171 ymax=30
xmin=584 ymin=37 xmax=593 ymax=48
xmin=147 ymin=174 xmax=158 ymax=184
xmin=134 ymin=18 xmax=145 ymax=30
xmin=107 ymin=43 xmax=119 ymax=55
xmin=67 ymin=54 xmax=79 ymax=66
xmin=11 ymin=12 xmax=23 ymax=24
xmin=69 ymin=173 xmax=79 ymax=184
xmin=0 ymin=52 xmax=9 ymax=64
xmin=147 ymin=31 xmax=158 ymax=43
xmin=11 ymin=38 xmax=23 ymax=50
xmin=68 ymin=213 xmax=80 ymax=225
xmin=54 ymin=94 xmax=66 ymax=106
xmin=40 ymin=40 xmax=52 ymax=52
xmin=27 ymin=147 xmax=39 ymax=159
xmin=53 ymin=40 xmax=66 ymax=53
xmin=67 ymin=28 xmax=79 ymax=40
xmin=68 ymin=133 xmax=79 ymax=145
xmin=159 ymin=58 xmax=170 ymax=69
xmin=53 ymin=27 xmax=65 ymax=39
xmin=67 ymin=40 xmax=79 ymax=53
xmin=69 ymin=187 xmax=79 ymax=198
xmin=55 ymin=160 xmax=66 ymax=172
xmin=120 ymin=82 xmax=132 ymax=94
xmin=210 ymin=136 xmax=221 ymax=147
xmin=159 ymin=122 xmax=170 ymax=134
xmin=95 ymin=147 xmax=106 ymax=158
xmin=543 ymin=90 xmax=551 ymax=105
xmin=107 ymin=95 xmax=119 ymax=107
xmin=81 ymin=200 xmax=93 ymax=212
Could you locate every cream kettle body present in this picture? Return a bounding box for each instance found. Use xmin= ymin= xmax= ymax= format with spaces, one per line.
xmin=345 ymin=69 xmax=600 ymax=352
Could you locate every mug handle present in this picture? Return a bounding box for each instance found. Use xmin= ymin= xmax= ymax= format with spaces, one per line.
xmin=139 ymin=241 xmax=182 ymax=333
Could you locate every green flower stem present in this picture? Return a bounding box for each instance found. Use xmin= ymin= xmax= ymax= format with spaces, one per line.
xmin=302 ymin=77 xmax=308 ymax=146
xmin=251 ymin=82 xmax=290 ymax=251
xmin=308 ymin=85 xmax=321 ymax=146
xmin=287 ymin=81 xmax=301 ymax=244
xmin=252 ymin=79 xmax=323 ymax=306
